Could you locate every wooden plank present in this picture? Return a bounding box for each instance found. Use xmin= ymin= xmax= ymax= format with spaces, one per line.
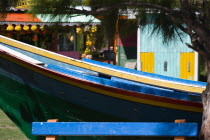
xmin=32 ymin=122 xmax=198 ymax=137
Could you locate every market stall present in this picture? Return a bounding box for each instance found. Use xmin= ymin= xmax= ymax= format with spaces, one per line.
xmin=0 ymin=13 xmax=100 ymax=59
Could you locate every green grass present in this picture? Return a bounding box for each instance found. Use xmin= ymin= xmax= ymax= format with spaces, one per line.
xmin=0 ymin=109 xmax=28 ymax=140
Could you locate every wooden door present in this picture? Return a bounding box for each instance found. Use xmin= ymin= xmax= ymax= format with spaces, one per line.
xmin=180 ymin=52 xmax=195 ymax=80
xmin=140 ymin=52 xmax=154 ymax=73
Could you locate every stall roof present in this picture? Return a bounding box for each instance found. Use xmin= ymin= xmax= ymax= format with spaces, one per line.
xmin=36 ymin=14 xmax=100 ymax=26
xmin=0 ymin=13 xmax=100 ymax=26
xmin=0 ymin=13 xmax=41 ymax=22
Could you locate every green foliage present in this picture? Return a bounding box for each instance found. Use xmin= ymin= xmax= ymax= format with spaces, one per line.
xmin=88 ymin=0 xmax=125 ymax=44
xmin=118 ymin=19 xmax=138 ymax=40
xmin=28 ymin=0 xmax=210 ymax=47
xmin=101 ymin=10 xmax=118 ymax=42
xmin=30 ymin=0 xmax=75 ymax=15
xmin=0 ymin=0 xmax=18 ymax=22
xmin=140 ymin=0 xmax=179 ymax=7
xmin=141 ymin=12 xmax=185 ymax=44
xmin=94 ymin=25 xmax=105 ymax=50
xmin=87 ymin=0 xmax=183 ymax=44
xmin=88 ymin=0 xmax=128 ymax=8
xmin=136 ymin=0 xmax=183 ymax=44
xmin=199 ymin=55 xmax=207 ymax=82
xmin=76 ymin=33 xmax=84 ymax=53
xmin=0 ymin=0 xmax=16 ymax=13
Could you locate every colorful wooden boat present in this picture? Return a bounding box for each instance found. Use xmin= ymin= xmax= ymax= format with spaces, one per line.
xmin=0 ymin=35 xmax=203 ymax=125
xmin=0 ymin=35 xmax=206 ymax=94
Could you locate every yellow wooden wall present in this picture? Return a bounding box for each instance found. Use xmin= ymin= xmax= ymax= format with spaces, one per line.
xmin=140 ymin=52 xmax=154 ymax=73
xmin=180 ymin=52 xmax=195 ymax=80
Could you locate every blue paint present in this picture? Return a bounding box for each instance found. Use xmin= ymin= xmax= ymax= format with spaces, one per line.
xmin=155 ymin=53 xmax=180 ymax=78
xmin=32 ymin=122 xmax=198 ymax=136
xmin=0 ymin=41 xmax=203 ymax=124
xmin=82 ymin=58 xmax=206 ymax=87
xmin=46 ymin=64 xmax=201 ymax=102
xmin=140 ymin=25 xmax=192 ymax=53
xmin=139 ymin=25 xmax=195 ymax=79
xmin=0 ymin=43 xmax=97 ymax=75
xmin=0 ymin=43 xmax=201 ymax=101
xmin=0 ymin=57 xmax=202 ymax=123
xmin=111 ymin=77 xmax=174 ymax=92
xmin=1 ymin=43 xmax=206 ymax=88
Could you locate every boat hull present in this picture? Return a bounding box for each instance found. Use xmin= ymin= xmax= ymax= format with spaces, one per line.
xmin=0 ymin=50 xmax=202 ymax=124
xmin=0 ymin=74 xmax=126 ymax=140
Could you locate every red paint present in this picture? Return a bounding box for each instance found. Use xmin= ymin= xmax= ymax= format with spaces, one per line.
xmin=117 ymin=31 xmax=137 ymax=47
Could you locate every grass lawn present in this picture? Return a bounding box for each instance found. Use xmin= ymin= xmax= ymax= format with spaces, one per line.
xmin=0 ymin=109 xmax=28 ymax=140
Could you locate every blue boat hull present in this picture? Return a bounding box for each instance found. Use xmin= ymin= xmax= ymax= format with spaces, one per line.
xmin=0 ymin=52 xmax=202 ymax=124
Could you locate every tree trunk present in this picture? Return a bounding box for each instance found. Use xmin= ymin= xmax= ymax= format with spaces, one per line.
xmin=200 ymin=57 xmax=210 ymax=140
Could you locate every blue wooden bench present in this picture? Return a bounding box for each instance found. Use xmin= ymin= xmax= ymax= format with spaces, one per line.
xmin=32 ymin=119 xmax=198 ymax=140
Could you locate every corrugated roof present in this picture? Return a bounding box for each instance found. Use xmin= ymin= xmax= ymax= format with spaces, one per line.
xmin=1 ymin=13 xmax=41 ymax=22
xmin=36 ymin=14 xmax=100 ymax=25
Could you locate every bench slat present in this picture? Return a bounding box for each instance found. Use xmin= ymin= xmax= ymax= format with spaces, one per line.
xmin=32 ymin=122 xmax=198 ymax=136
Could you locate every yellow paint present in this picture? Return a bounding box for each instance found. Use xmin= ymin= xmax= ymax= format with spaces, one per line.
xmin=15 ymin=0 xmax=31 ymax=9
xmin=0 ymin=36 xmax=205 ymax=93
xmin=180 ymin=52 xmax=195 ymax=80
xmin=140 ymin=52 xmax=154 ymax=73
xmin=0 ymin=54 xmax=203 ymax=113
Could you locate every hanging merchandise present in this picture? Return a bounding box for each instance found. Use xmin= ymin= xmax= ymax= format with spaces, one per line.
xmin=40 ymin=25 xmax=44 ymax=30
xmin=32 ymin=35 xmax=38 ymax=41
xmin=70 ymin=35 xmax=74 ymax=42
xmin=86 ymin=41 xmax=92 ymax=46
xmin=86 ymin=35 xmax=92 ymax=46
xmin=91 ymin=26 xmax=97 ymax=33
xmin=84 ymin=25 xmax=90 ymax=32
xmin=23 ymin=25 xmax=29 ymax=31
xmin=40 ymin=25 xmax=47 ymax=34
xmin=15 ymin=25 xmax=22 ymax=31
xmin=6 ymin=25 xmax=14 ymax=31
xmin=31 ymin=25 xmax=38 ymax=31
xmin=76 ymin=27 xmax=82 ymax=34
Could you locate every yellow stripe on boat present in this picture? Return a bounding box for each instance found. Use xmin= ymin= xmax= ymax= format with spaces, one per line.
xmin=0 ymin=35 xmax=205 ymax=94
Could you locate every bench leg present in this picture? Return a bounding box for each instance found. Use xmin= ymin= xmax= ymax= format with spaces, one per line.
xmin=46 ymin=119 xmax=59 ymax=140
xmin=174 ymin=119 xmax=186 ymax=140
xmin=46 ymin=136 xmax=57 ymax=140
